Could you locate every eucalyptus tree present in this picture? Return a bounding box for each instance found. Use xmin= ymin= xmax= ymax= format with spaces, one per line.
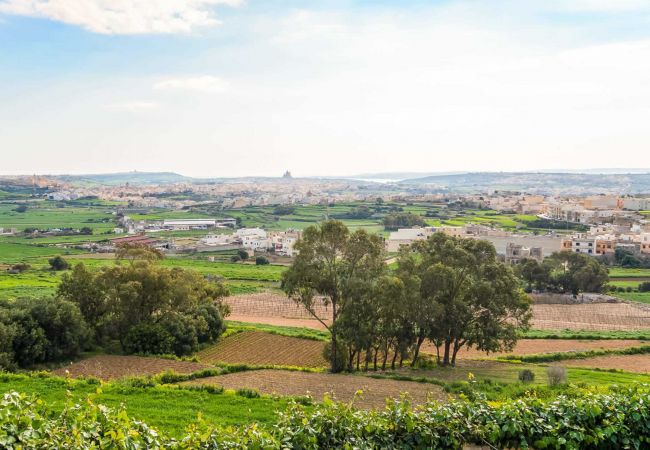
xmin=281 ymin=220 xmax=385 ymax=372
xmin=400 ymin=233 xmax=531 ymax=366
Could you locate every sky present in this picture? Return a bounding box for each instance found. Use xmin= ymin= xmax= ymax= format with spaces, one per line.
xmin=1 ymin=0 xmax=650 ymax=178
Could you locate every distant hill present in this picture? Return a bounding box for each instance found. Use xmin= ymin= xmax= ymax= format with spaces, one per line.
xmin=54 ymin=172 xmax=194 ymax=186
xmin=399 ymin=172 xmax=650 ymax=194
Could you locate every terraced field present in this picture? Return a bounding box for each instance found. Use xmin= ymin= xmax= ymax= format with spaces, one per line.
xmin=183 ymin=369 xmax=446 ymax=409
xmin=563 ymin=354 xmax=650 ymax=373
xmin=198 ymin=331 xmax=327 ymax=367
xmin=531 ymin=302 xmax=650 ymax=330
xmin=53 ymin=355 xmax=210 ymax=380
xmin=437 ymin=338 xmax=649 ymax=359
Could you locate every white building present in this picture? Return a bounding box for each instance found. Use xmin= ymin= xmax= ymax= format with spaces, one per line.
xmin=386 ymin=227 xmax=436 ymax=252
xmin=623 ymin=198 xmax=650 ymax=211
xmin=235 ymin=228 xmax=269 ymax=251
xmin=162 ymin=218 xmax=237 ymax=230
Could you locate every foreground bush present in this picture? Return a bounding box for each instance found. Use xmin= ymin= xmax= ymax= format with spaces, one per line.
xmin=2 ymin=385 xmax=650 ymax=449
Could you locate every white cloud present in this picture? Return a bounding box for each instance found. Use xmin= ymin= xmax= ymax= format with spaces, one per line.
xmin=153 ymin=76 xmax=229 ymax=93
xmin=107 ymin=101 xmax=159 ymax=111
xmin=0 ymin=0 xmax=241 ymax=34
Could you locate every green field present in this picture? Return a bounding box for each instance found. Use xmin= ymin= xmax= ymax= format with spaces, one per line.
xmin=0 ymin=373 xmax=289 ymax=437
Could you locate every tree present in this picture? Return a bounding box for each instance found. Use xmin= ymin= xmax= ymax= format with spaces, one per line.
xmin=256 ymin=256 xmax=270 ymax=265
xmin=546 ymin=252 xmax=609 ymax=295
xmin=48 ymin=256 xmax=70 ymax=271
xmin=383 ymin=212 xmax=426 ymax=231
xmin=57 ymin=260 xmax=229 ymax=356
xmin=115 ymin=243 xmax=163 ymax=264
xmin=401 ymin=233 xmax=531 ymax=366
xmin=237 ymin=249 xmax=249 ymax=261
xmin=281 ymin=220 xmax=384 ymax=372
xmin=1 ymin=298 xmax=90 ymax=367
xmin=516 ymin=258 xmax=552 ymax=292
xmin=79 ymin=227 xmax=93 ymax=235
xmin=13 ymin=205 xmax=27 ymax=213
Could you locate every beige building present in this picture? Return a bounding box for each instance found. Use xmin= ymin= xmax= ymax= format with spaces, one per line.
xmin=505 ymin=242 xmax=543 ymax=265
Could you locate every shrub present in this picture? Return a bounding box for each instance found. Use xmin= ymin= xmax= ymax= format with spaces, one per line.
xmin=237 ymin=249 xmax=249 ymax=261
xmin=48 ymin=255 xmax=70 ymax=271
xmin=518 ymin=369 xmax=535 ymax=383
xmin=123 ymin=322 xmax=174 ymax=355
xmin=626 ymin=286 xmax=633 ymax=293
xmin=5 ymin=387 xmax=650 ymax=448
xmin=1 ymin=298 xmax=90 ymax=367
xmin=322 ymin=340 xmax=348 ymax=373
xmin=230 ymin=254 xmax=242 ymax=263
xmin=639 ymin=281 xmax=650 ymax=293
xmin=236 ymin=388 xmax=261 ymax=398
xmin=546 ymin=365 xmax=567 ymax=386
xmin=256 ymin=256 xmax=270 ymax=265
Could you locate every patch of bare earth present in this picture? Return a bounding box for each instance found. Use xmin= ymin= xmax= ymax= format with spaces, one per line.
xmin=198 ymin=331 xmax=327 ymax=367
xmin=531 ymin=303 xmax=650 ymax=331
xmin=52 ymin=355 xmax=210 ymax=380
xmin=562 ymin=354 xmax=650 ymax=373
xmin=421 ymin=339 xmax=648 ymax=359
xmin=183 ymin=369 xmax=445 ymax=409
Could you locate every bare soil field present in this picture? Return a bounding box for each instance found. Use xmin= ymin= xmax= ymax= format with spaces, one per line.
xmin=198 ymin=331 xmax=327 ymax=367
xmin=52 ymin=355 xmax=210 ymax=380
xmin=183 ymin=369 xmax=446 ymax=409
xmin=227 ymin=315 xmax=329 ymax=330
xmin=421 ymin=339 xmax=648 ymax=359
xmin=531 ymin=303 xmax=650 ymax=330
xmin=225 ymin=293 xmax=331 ymax=321
xmin=563 ymin=354 xmax=650 ymax=373
xmin=225 ymin=294 xmax=650 ymax=332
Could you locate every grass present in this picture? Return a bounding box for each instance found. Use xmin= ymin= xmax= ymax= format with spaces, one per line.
xmin=609 ymin=267 xmax=650 ymax=278
xmin=0 ymin=372 xmax=290 ymax=438
xmin=499 ymin=344 xmax=650 ymax=364
xmin=612 ymin=291 xmax=650 ymax=304
xmin=223 ymin=321 xmax=330 ymax=341
xmin=523 ymin=328 xmax=650 ymax=340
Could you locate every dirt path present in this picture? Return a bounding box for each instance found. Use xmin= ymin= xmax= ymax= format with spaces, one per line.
xmin=183 ymin=369 xmax=445 ymax=409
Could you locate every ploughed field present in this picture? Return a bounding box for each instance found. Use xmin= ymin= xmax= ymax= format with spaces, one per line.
xmin=182 ymin=369 xmax=446 ymax=409
xmin=562 ymin=354 xmax=650 ymax=373
xmin=224 ymin=293 xmax=650 ymax=332
xmin=433 ymin=338 xmax=649 ymax=359
xmin=531 ymin=302 xmax=650 ymax=331
xmin=198 ymin=331 xmax=327 ymax=367
xmin=52 ymin=355 xmax=210 ymax=380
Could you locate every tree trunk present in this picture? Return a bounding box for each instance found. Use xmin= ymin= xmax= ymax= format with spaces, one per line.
xmin=356 ymin=351 xmax=361 ymax=371
xmin=373 ymin=348 xmax=378 ymax=371
xmin=348 ymin=348 xmax=355 ymax=372
xmin=442 ymin=339 xmax=451 ymax=365
xmin=399 ymin=353 xmax=404 ymax=368
xmin=381 ymin=343 xmax=388 ymax=371
xmin=331 ymin=327 xmax=339 ymax=373
xmin=451 ymin=340 xmax=461 ymax=366
xmin=410 ymin=335 xmax=426 ymax=367
xmin=330 ymin=299 xmax=339 ymax=372
xmin=390 ymin=345 xmax=399 ymax=370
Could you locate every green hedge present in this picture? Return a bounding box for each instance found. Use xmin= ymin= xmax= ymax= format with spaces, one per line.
xmin=2 ymin=386 xmax=650 ymax=449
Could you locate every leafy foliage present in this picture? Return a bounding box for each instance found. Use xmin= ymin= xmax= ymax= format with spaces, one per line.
xmin=3 ymin=386 xmax=650 ymax=449
xmin=57 ymin=259 xmax=229 ymax=356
